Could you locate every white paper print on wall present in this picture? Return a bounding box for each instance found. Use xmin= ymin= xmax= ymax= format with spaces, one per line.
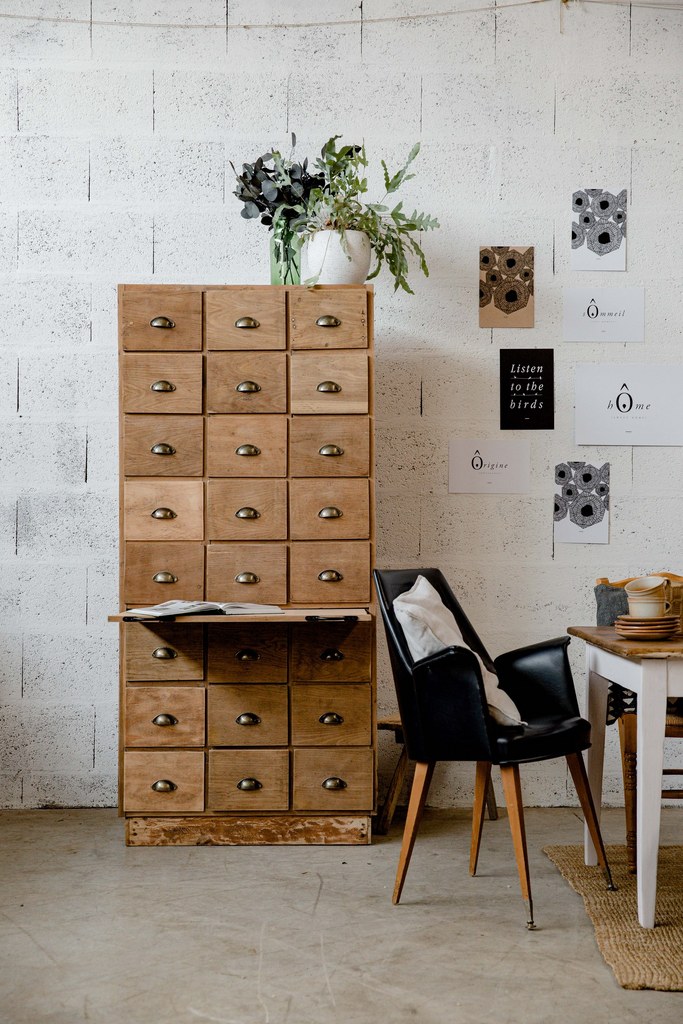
xmin=563 ymin=287 xmax=644 ymax=343
xmin=554 ymin=462 xmax=609 ymax=545
xmin=448 ymin=439 xmax=530 ymax=494
xmin=575 ymin=363 xmax=683 ymax=445
xmin=571 ymin=188 xmax=627 ymax=271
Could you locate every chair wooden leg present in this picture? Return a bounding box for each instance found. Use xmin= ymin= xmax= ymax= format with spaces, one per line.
xmin=485 ymin=776 xmax=498 ymax=821
xmin=470 ymin=761 xmax=491 ymax=876
xmin=566 ymin=752 xmax=616 ymax=891
xmin=374 ymin=745 xmax=409 ymax=836
xmin=499 ymin=764 xmax=535 ymax=929
xmin=618 ymin=713 xmax=638 ymax=874
xmin=392 ymin=761 xmax=434 ymax=905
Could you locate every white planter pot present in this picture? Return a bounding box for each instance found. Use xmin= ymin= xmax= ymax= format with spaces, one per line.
xmin=303 ymin=230 xmax=372 ymax=285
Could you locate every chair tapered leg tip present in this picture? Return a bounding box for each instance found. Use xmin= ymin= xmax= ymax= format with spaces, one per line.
xmin=526 ymin=920 xmax=537 ymax=931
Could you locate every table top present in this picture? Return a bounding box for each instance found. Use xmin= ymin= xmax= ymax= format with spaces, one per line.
xmin=109 ymin=607 xmax=372 ymax=624
xmin=568 ymin=625 xmax=683 ymax=660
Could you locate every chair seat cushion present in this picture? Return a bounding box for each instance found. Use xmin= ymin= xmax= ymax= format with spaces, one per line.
xmin=494 ymin=715 xmax=591 ymax=765
xmin=392 ymin=575 xmax=523 ymax=727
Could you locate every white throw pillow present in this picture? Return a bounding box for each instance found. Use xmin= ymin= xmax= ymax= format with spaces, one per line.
xmin=392 ymin=575 xmax=523 ymax=727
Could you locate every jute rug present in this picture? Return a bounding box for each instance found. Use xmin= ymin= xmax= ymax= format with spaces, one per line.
xmin=544 ymin=844 xmax=683 ymax=990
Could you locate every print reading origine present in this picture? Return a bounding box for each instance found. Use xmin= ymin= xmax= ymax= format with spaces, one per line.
xmin=479 ymin=246 xmax=534 ymax=328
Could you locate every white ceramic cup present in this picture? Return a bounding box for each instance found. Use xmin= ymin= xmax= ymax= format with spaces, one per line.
xmin=627 ymin=596 xmax=672 ymax=618
xmin=625 ymin=576 xmax=672 ymax=618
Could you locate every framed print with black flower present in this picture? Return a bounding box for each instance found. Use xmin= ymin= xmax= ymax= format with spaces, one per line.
xmin=479 ymin=246 xmax=534 ymax=327
xmin=554 ymin=461 xmax=609 ymax=544
xmin=571 ymin=187 xmax=627 ymax=271
xmin=500 ymin=348 xmax=554 ymax=430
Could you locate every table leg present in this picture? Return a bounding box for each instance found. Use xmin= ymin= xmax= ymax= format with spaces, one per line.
xmin=636 ymin=660 xmax=667 ymax=929
xmin=584 ymin=657 xmax=609 ymax=866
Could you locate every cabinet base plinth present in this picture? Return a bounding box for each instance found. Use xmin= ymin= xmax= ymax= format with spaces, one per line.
xmin=125 ymin=815 xmax=371 ymax=846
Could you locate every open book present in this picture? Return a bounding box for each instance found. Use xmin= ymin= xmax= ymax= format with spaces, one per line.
xmin=123 ymin=600 xmax=284 ymax=620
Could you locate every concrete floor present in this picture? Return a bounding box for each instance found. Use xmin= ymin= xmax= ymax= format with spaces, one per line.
xmin=0 ymin=808 xmax=681 ymax=1024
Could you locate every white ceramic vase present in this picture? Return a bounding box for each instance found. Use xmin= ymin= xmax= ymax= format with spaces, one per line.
xmin=303 ymin=229 xmax=372 ymax=285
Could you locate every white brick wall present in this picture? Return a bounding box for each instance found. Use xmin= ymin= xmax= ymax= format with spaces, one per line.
xmin=0 ymin=1 xmax=681 ymax=808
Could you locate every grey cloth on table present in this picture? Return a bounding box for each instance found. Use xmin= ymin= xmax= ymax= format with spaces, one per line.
xmin=594 ymin=583 xmax=635 ymax=724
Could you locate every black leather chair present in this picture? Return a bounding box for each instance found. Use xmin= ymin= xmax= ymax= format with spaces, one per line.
xmin=374 ymin=567 xmax=614 ymax=928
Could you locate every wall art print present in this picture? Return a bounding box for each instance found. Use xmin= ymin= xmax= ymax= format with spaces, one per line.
xmin=570 ymin=188 xmax=627 ymax=271
xmin=479 ymin=246 xmax=534 ymax=328
xmin=575 ymin=363 xmax=683 ymax=445
xmin=563 ymin=287 xmax=644 ymax=343
xmin=554 ymin=461 xmax=609 ymax=545
xmin=448 ymin=438 xmax=530 ymax=494
xmin=499 ymin=348 xmax=554 ymax=430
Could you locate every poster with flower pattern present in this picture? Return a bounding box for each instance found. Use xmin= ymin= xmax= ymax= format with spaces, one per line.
xmin=554 ymin=461 xmax=609 ymax=544
xmin=479 ymin=246 xmax=534 ymax=327
xmin=571 ymin=188 xmax=627 ymax=271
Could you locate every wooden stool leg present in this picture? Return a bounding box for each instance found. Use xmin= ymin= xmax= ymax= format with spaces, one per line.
xmin=470 ymin=761 xmax=491 ymax=876
xmin=392 ymin=761 xmax=434 ymax=905
xmin=566 ymin=752 xmax=616 ymax=891
xmin=500 ymin=764 xmax=535 ymax=929
xmin=485 ymin=776 xmax=498 ymax=820
xmin=375 ymin=745 xmax=409 ymax=836
xmin=618 ymin=713 xmax=638 ymax=874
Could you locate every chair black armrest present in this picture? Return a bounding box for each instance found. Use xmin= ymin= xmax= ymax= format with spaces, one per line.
xmin=494 ymin=636 xmax=580 ymax=720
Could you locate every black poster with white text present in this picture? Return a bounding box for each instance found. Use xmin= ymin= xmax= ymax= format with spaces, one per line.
xmin=500 ymin=349 xmax=554 ymax=430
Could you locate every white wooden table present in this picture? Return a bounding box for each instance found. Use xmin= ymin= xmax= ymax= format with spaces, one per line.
xmin=568 ymin=626 xmax=683 ymax=928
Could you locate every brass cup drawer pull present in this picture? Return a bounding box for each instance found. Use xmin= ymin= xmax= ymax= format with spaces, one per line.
xmin=318 ymin=506 xmax=343 ymax=519
xmin=319 ymin=712 xmax=344 ymax=726
xmin=318 ymin=569 xmax=343 ymax=583
xmin=152 ymin=713 xmax=178 ymax=727
xmin=234 ymin=316 xmax=260 ymax=329
xmin=322 ymin=776 xmax=347 ymax=790
xmin=151 ymin=507 xmax=177 ymax=520
xmin=152 ymin=647 xmax=177 ymax=660
xmin=150 ymin=442 xmax=176 ymax=456
xmin=150 ymin=379 xmax=176 ymax=393
xmin=237 ymin=777 xmax=262 ymax=791
xmin=152 ymin=571 xmax=178 ymax=584
xmin=235 ymin=443 xmax=261 ymax=457
xmin=235 ymin=571 xmax=260 ymax=584
xmin=235 ymin=506 xmax=260 ymax=520
xmin=236 ymin=380 xmax=261 ymax=393
xmin=235 ymin=648 xmax=261 ymax=662
xmin=316 ymin=315 xmax=341 ymax=328
xmin=151 ymin=779 xmax=177 ymax=792
xmin=320 ymin=648 xmax=344 ymax=662
xmin=235 ymin=712 xmax=261 ymax=727
xmin=149 ymin=316 xmax=175 ymax=329
xmin=319 ymin=444 xmax=343 ymax=457
xmin=316 ymin=380 xmax=342 ymax=393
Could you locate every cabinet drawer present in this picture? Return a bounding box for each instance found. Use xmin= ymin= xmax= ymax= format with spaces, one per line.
xmin=207 ymin=352 xmax=287 ymax=413
xmin=289 ymin=479 xmax=369 ymax=540
xmin=124 ymin=480 xmax=204 ymax=541
xmin=125 ymin=686 xmax=205 ymax=747
xmin=291 ymin=621 xmax=372 ymax=683
xmin=123 ymin=415 xmax=204 ymax=477
xmin=205 ymin=288 xmax=286 ymax=350
xmin=289 ymin=416 xmax=369 ymax=477
xmin=208 ymin=625 xmax=288 ymax=683
xmin=291 ymin=685 xmax=371 ymax=746
xmin=121 ymin=353 xmax=203 ymax=413
xmin=207 ymin=479 xmax=287 ymax=541
xmin=207 ymin=415 xmax=287 ymax=478
xmin=289 ymin=288 xmax=368 ymax=349
xmin=124 ymin=751 xmax=204 ymax=812
xmin=125 ymin=623 xmax=204 ymax=681
xmin=208 ymin=749 xmax=289 ymax=810
xmin=206 ymin=543 xmax=287 ymax=605
xmin=292 ymin=748 xmax=373 ymax=811
xmin=289 ymin=541 xmax=370 ymax=605
xmin=121 ymin=288 xmax=202 ymax=352
xmin=208 ymin=685 xmax=288 ymax=747
xmin=124 ymin=542 xmax=204 ymax=604
xmin=290 ymin=352 xmax=368 ymax=414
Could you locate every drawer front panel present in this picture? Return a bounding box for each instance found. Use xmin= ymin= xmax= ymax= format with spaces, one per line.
xmin=207 ymin=479 xmax=287 ymax=541
xmin=123 ymin=750 xmax=204 ymax=812
xmin=125 ymin=686 xmax=205 ymax=747
xmin=207 ymin=352 xmax=287 ymax=413
xmin=290 ymin=352 xmax=368 ymax=414
xmin=289 ymin=416 xmax=369 ymax=477
xmin=122 ymin=353 xmax=203 ymax=413
xmin=122 ymin=288 xmax=202 ymax=352
xmin=207 ymin=625 xmax=288 ymax=683
xmin=124 ymin=480 xmax=204 ymax=541
xmin=125 ymin=623 xmax=204 ymax=681
xmin=289 ymin=288 xmax=368 ymax=349
xmin=291 ymin=685 xmax=371 ymax=746
xmin=289 ymin=541 xmax=371 ymax=605
xmin=208 ymin=685 xmax=288 ymax=747
xmin=123 ymin=415 xmax=204 ymax=477
xmin=208 ymin=749 xmax=289 ymax=810
xmin=292 ymin=749 xmax=373 ymax=811
xmin=206 ymin=543 xmax=288 ymax=605
xmin=289 ymin=479 xmax=369 ymax=540
xmin=124 ymin=542 xmax=204 ymax=603
xmin=291 ymin=621 xmax=372 ymax=683
xmin=206 ymin=288 xmax=286 ymax=350
xmin=207 ymin=415 xmax=287 ymax=477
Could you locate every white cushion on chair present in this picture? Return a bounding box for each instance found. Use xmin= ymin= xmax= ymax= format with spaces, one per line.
xmin=392 ymin=575 xmax=523 ymax=727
